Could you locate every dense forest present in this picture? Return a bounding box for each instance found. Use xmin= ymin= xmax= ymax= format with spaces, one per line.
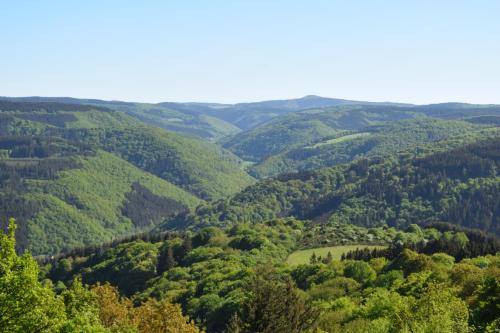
xmin=221 ymin=105 xmax=417 ymax=162
xmin=221 ymin=104 xmax=500 ymax=160
xmin=6 ymin=95 xmax=399 ymax=138
xmin=3 ymin=215 xmax=499 ymax=332
xmin=0 ymin=101 xmax=252 ymax=254
xmin=251 ymin=118 xmax=499 ymax=178
xmin=163 ymin=137 xmax=500 ymax=237
xmin=1 ymin=97 xmax=500 ymax=332
xmin=5 ymin=0 xmax=500 ymax=329
xmin=7 ymin=96 xmax=500 ymax=142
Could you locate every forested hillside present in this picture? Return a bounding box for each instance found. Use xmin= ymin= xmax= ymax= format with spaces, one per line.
xmin=251 ymin=118 xmax=499 ymax=177
xmin=222 ymin=103 xmax=500 ymax=170
xmin=3 ymin=95 xmax=382 ymax=140
xmin=6 ymin=215 xmax=496 ymax=332
xmin=164 ymin=137 xmax=500 ymax=236
xmin=2 ymin=95 xmax=409 ymax=139
xmin=2 ymin=100 xmax=499 ymax=332
xmin=1 ymin=97 xmax=241 ymax=140
xmin=2 ymin=98 xmax=499 ymax=257
xmin=59 ymin=126 xmax=254 ymax=200
xmin=160 ymin=95 xmax=406 ymax=130
xmin=221 ymin=105 xmax=417 ymax=161
xmin=0 ymin=100 xmax=253 ymax=254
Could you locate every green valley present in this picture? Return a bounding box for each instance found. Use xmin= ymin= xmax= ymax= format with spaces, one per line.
xmin=4 ymin=3 xmax=500 ymax=332
xmin=2 ymin=100 xmax=500 ymax=333
xmin=163 ymin=136 xmax=500 ymax=236
xmin=0 ymin=100 xmax=253 ymax=255
xmin=251 ymin=118 xmax=498 ymax=177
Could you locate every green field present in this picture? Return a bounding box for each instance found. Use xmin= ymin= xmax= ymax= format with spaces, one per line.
xmin=308 ymin=132 xmax=371 ymax=148
xmin=286 ymin=244 xmax=387 ymax=266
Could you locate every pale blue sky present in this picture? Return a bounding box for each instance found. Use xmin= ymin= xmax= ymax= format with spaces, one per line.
xmin=1 ymin=1 xmax=499 ymax=104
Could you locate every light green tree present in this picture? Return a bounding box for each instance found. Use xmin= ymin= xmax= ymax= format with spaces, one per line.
xmin=0 ymin=218 xmax=66 ymax=333
xmin=60 ymin=278 xmax=110 ymax=333
xmin=408 ymin=285 xmax=469 ymax=333
xmin=344 ymin=261 xmax=376 ymax=284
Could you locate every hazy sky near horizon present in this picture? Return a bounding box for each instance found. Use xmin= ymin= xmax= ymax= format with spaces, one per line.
xmin=1 ymin=1 xmax=500 ymax=104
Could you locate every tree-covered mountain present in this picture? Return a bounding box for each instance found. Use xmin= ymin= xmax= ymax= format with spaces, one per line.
xmin=163 ymin=137 xmax=500 ymax=236
xmin=1 ymin=97 xmax=241 ymax=141
xmin=2 ymin=97 xmax=499 ymax=256
xmin=79 ymin=100 xmax=241 ymax=141
xmin=1 ymin=95 xmax=410 ymax=140
xmin=221 ymin=106 xmax=417 ymax=162
xmin=58 ymin=126 xmax=254 ymax=200
xmin=22 ymin=215 xmax=499 ymax=332
xmin=160 ymin=95 xmax=409 ymax=131
xmin=7 ymin=96 xmax=499 ymax=149
xmin=0 ymin=100 xmax=253 ymax=254
xmin=222 ymin=103 xmax=500 ymax=166
xmin=1 ymin=149 xmax=200 ymax=255
xmin=251 ymin=118 xmax=498 ymax=178
xmin=2 ymin=99 xmax=500 ymax=333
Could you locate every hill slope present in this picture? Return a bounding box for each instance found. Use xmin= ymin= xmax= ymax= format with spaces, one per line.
xmin=4 ymin=95 xmax=408 ymax=139
xmin=251 ymin=118 xmax=497 ymax=177
xmin=0 ymin=100 xmax=254 ymax=199
xmin=2 ymin=150 xmax=200 ymax=255
xmin=223 ymin=103 xmax=500 ymax=163
xmin=1 ymin=97 xmax=241 ymax=140
xmin=60 ymin=126 xmax=254 ymax=200
xmin=163 ymin=137 xmax=500 ymax=236
xmin=160 ymin=95 xmax=409 ymax=130
xmin=222 ymin=105 xmax=419 ymax=161
xmin=0 ymin=100 xmax=253 ymax=254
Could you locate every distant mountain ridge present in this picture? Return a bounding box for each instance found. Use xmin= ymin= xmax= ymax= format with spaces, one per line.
xmin=1 ymin=95 xmax=499 ymax=255
xmin=159 ymin=95 xmax=412 ymax=130
xmin=3 ymin=95 xmax=498 ymax=140
xmin=0 ymin=95 xmax=415 ymax=138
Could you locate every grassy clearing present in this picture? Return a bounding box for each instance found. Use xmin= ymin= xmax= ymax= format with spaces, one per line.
xmin=309 ymin=132 xmax=371 ymax=148
xmin=286 ymin=244 xmax=386 ymax=266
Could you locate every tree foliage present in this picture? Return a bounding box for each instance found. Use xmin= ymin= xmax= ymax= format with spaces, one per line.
xmin=228 ymin=270 xmax=319 ymax=333
xmin=0 ymin=218 xmax=65 ymax=332
xmin=0 ymin=219 xmax=204 ymax=333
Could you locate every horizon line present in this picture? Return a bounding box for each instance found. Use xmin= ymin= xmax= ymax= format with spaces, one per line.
xmin=1 ymin=94 xmax=499 ymax=107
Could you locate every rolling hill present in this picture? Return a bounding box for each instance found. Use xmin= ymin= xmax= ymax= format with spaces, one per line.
xmin=2 ymin=95 xmax=409 ymax=140
xmin=0 ymin=97 xmax=241 ymax=141
xmin=219 ymin=103 xmax=500 ymax=177
xmin=159 ymin=95 xmax=408 ymax=130
xmin=0 ymin=100 xmax=253 ymax=254
xmin=221 ymin=105 xmax=418 ymax=161
xmin=250 ymin=118 xmax=498 ymax=177
xmin=2 ymin=99 xmax=499 ymax=333
xmin=162 ymin=136 xmax=500 ymax=236
xmin=2 ymin=96 xmax=500 ymax=255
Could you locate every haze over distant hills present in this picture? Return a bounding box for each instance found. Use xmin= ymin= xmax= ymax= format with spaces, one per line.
xmin=4 ymin=2 xmax=500 ymax=331
xmin=1 ymin=95 xmax=499 ymax=255
xmin=5 ymin=95 xmax=499 ymax=178
xmin=3 ymin=95 xmax=498 ymax=140
xmin=2 ymin=95 xmax=407 ymax=138
xmin=2 ymin=94 xmax=500 ymax=333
